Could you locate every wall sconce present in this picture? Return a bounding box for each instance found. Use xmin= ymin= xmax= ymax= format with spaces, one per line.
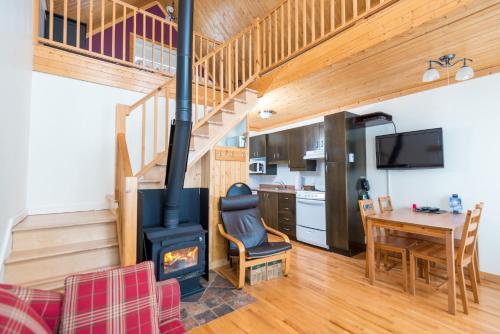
xmin=422 ymin=54 xmax=474 ymax=83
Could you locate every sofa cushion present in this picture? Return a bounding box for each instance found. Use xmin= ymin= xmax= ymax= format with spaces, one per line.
xmin=0 ymin=288 xmax=51 ymax=334
xmin=60 ymin=261 xmax=160 ymax=334
xmin=0 ymin=284 xmax=62 ymax=333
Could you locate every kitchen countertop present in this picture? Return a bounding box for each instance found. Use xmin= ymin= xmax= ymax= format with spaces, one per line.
xmin=253 ymin=187 xmax=297 ymax=194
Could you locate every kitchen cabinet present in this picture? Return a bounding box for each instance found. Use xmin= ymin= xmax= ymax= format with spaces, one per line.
xmin=278 ymin=193 xmax=296 ymax=239
xmin=324 ymin=112 xmax=366 ymax=256
xmin=258 ymin=191 xmax=278 ymax=229
xmin=250 ymin=135 xmax=266 ymax=158
xmin=266 ymin=131 xmax=289 ymax=164
xmin=305 ymin=123 xmax=325 ymax=151
xmin=288 ymin=127 xmax=316 ymax=171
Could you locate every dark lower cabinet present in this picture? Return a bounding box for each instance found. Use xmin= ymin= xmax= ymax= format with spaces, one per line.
xmin=259 ymin=191 xmax=296 ymax=239
xmin=258 ymin=191 xmax=278 ymax=229
xmin=324 ymin=112 xmax=366 ymax=256
xmin=278 ymin=193 xmax=296 ymax=239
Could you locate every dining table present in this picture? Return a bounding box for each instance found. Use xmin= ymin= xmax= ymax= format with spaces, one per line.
xmin=366 ymin=208 xmax=466 ymax=315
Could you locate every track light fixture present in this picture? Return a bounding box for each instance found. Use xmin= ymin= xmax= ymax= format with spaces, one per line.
xmin=422 ymin=54 xmax=474 ymax=83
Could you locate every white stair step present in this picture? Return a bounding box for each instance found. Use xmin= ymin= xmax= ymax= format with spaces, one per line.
xmin=5 ymin=239 xmax=119 ymax=285
xmin=21 ymin=265 xmax=120 ymax=291
xmin=6 ymin=238 xmax=118 ymax=264
xmin=13 ymin=210 xmax=115 ymax=232
xmin=12 ymin=211 xmax=116 ymax=252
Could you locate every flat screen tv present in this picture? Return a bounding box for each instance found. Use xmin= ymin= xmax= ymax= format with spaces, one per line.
xmin=376 ymin=128 xmax=444 ymax=169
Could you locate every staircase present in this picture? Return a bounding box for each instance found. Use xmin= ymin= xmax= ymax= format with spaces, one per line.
xmin=4 ymin=211 xmax=119 ymax=291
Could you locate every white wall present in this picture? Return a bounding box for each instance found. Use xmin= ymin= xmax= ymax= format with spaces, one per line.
xmin=28 ymin=72 xmax=145 ymax=213
xmin=349 ymin=73 xmax=500 ymax=275
xmin=0 ymin=0 xmax=33 ymax=280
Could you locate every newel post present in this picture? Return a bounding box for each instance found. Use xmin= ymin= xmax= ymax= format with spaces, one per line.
xmin=121 ymin=176 xmax=138 ymax=266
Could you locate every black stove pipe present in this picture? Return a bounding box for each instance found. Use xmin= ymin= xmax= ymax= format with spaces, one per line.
xmin=163 ymin=0 xmax=194 ymax=229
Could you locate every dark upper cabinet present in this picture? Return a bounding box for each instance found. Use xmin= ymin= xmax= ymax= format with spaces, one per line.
xmin=325 ymin=113 xmax=347 ymax=162
xmin=305 ymin=123 xmax=325 ymax=151
xmin=288 ymin=127 xmax=316 ymax=171
xmin=267 ymin=131 xmax=289 ymax=164
xmin=250 ymin=135 xmax=266 ymax=158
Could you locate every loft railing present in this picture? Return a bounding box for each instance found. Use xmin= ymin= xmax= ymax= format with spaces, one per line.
xmin=258 ymin=0 xmax=396 ymax=73
xmin=110 ymin=0 xmax=398 ymax=266
xmin=34 ymin=0 xmax=220 ymax=76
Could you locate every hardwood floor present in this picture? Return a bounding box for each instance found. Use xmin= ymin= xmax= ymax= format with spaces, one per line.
xmin=193 ymin=241 xmax=500 ymax=333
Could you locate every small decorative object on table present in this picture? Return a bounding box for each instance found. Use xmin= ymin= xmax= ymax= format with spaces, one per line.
xmin=449 ymin=193 xmax=463 ymax=214
xmin=266 ymin=260 xmax=283 ymax=280
xmin=245 ymin=263 xmax=267 ymax=285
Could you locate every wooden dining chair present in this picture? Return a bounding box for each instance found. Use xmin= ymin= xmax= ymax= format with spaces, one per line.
xmin=378 ymin=196 xmax=393 ymax=213
xmin=409 ymin=207 xmax=482 ymax=314
xmin=358 ymin=199 xmax=419 ymax=291
xmin=473 ymin=202 xmax=484 ymax=284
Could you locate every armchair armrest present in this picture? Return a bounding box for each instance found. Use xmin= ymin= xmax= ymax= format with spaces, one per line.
xmin=155 ymin=279 xmax=181 ymax=326
xmin=218 ymin=224 xmax=246 ymax=256
xmin=261 ymin=219 xmax=291 ymax=243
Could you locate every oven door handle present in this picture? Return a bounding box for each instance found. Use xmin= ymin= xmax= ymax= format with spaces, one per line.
xmin=297 ymin=199 xmax=325 ymax=205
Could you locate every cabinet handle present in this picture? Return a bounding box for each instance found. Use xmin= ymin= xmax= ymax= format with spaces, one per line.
xmin=277 ymin=152 xmax=280 ymax=159
xmin=326 ymin=152 xmax=328 ymax=161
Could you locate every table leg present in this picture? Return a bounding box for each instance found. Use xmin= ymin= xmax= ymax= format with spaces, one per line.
xmin=445 ymin=230 xmax=456 ymax=315
xmin=366 ymin=218 xmax=375 ymax=284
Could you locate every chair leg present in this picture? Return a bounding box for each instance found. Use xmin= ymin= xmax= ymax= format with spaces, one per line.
xmin=384 ymin=252 xmax=389 ymax=270
xmin=424 ymin=260 xmax=431 ymax=284
xmin=457 ymin=265 xmax=469 ymax=314
xmin=409 ymin=253 xmax=416 ymax=296
xmin=365 ymin=253 xmax=369 ymax=278
xmin=284 ymin=252 xmax=291 ymax=276
xmin=468 ymin=262 xmax=479 ymax=303
xmin=376 ymin=249 xmax=381 ymax=270
xmin=237 ymin=257 xmax=246 ymax=289
xmin=401 ymin=250 xmax=408 ymax=292
xmin=474 ymin=247 xmax=481 ymax=284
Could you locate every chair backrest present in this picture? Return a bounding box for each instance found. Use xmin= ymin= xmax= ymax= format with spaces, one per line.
xmin=456 ymin=207 xmax=482 ymax=263
xmin=219 ymin=195 xmax=268 ymax=252
xmin=358 ymin=199 xmax=376 ymax=236
xmin=378 ymin=196 xmax=393 ymax=213
xmin=226 ymin=183 xmax=252 ymax=197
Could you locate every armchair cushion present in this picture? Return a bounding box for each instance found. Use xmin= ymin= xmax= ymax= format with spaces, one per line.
xmin=0 ymin=284 xmax=62 ymax=333
xmin=220 ymin=195 xmax=268 ymax=252
xmin=229 ymin=241 xmax=292 ymax=258
xmin=60 ymin=261 xmax=160 ymax=334
xmin=0 ymin=288 xmax=51 ymax=334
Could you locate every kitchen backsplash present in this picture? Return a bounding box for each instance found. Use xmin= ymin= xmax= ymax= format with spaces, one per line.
xmin=249 ymin=161 xmax=325 ymax=190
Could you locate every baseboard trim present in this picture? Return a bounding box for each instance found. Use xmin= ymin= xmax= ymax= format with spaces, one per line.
xmin=0 ymin=209 xmax=28 ymax=282
xmin=27 ymin=201 xmax=109 ymax=215
xmin=480 ymin=271 xmax=500 ymax=284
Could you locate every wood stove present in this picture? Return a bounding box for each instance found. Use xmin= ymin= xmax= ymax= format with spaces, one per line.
xmin=137 ymin=188 xmax=209 ymax=297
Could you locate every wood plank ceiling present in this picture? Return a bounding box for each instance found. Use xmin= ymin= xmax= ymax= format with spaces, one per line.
xmin=249 ymin=0 xmax=500 ymax=130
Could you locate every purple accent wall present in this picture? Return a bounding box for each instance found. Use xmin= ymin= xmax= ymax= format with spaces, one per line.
xmin=87 ymin=4 xmax=178 ymax=63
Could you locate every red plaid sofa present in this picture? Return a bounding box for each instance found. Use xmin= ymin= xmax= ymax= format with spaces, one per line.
xmin=0 ymin=262 xmax=185 ymax=334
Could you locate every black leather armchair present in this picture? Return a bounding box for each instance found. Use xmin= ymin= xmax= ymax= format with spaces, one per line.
xmin=219 ymin=194 xmax=292 ymax=288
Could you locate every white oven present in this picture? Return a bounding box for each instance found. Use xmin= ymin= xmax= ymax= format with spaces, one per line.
xmin=296 ymin=191 xmax=328 ymax=249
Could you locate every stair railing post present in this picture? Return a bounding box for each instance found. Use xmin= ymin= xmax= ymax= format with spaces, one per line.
xmin=255 ymin=18 xmax=261 ymax=75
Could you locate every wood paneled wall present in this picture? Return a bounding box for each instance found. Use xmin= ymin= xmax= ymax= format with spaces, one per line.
xmin=185 ymin=146 xmax=249 ymax=268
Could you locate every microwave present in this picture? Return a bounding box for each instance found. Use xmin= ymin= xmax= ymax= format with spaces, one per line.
xmin=249 ymin=158 xmax=266 ymax=174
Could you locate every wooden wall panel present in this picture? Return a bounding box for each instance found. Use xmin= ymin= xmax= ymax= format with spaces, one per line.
xmin=207 ymin=147 xmax=249 ymax=268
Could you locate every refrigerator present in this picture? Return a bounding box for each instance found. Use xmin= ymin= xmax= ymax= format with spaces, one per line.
xmin=324 ymin=111 xmax=366 ymax=256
